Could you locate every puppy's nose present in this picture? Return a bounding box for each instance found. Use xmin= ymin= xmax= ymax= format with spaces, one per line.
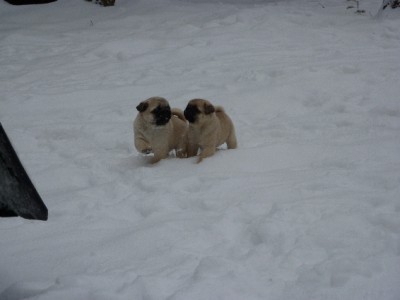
xmin=154 ymin=105 xmax=171 ymax=125
xmin=160 ymin=107 xmax=171 ymax=119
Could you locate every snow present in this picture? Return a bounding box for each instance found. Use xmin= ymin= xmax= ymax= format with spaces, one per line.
xmin=0 ymin=0 xmax=400 ymax=299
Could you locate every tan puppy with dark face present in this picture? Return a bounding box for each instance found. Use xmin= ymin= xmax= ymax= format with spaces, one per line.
xmin=184 ymin=99 xmax=237 ymax=163
xmin=134 ymin=97 xmax=188 ymax=164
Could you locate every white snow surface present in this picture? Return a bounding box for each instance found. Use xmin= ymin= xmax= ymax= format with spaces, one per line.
xmin=1 ymin=0 xmax=400 ymax=299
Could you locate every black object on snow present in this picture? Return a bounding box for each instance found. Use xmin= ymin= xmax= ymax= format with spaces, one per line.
xmin=4 ymin=0 xmax=57 ymax=5
xmin=86 ymin=0 xmax=115 ymax=7
xmin=0 ymin=123 xmax=48 ymax=220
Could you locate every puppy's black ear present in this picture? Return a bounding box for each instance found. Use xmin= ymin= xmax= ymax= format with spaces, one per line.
xmin=136 ymin=102 xmax=148 ymax=112
xmin=204 ymin=103 xmax=215 ymax=115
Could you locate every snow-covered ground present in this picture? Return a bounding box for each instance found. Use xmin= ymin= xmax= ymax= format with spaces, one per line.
xmin=1 ymin=0 xmax=400 ymax=299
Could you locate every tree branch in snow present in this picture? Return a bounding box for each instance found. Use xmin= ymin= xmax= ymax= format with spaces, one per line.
xmin=382 ymin=0 xmax=400 ymax=9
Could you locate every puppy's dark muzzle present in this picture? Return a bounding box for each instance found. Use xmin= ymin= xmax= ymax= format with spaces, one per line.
xmin=153 ymin=105 xmax=171 ymax=126
xmin=184 ymin=105 xmax=199 ymax=123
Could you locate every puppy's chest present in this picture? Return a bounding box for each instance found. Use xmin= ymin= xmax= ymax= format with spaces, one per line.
xmin=189 ymin=123 xmax=216 ymax=140
xmin=143 ymin=123 xmax=172 ymax=140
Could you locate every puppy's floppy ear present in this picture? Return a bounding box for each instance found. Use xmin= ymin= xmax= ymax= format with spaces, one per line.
xmin=136 ymin=102 xmax=148 ymax=112
xmin=204 ymin=103 xmax=215 ymax=115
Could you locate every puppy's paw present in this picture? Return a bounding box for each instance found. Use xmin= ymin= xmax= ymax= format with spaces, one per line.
xmin=176 ymin=149 xmax=187 ymax=158
xmin=150 ymin=156 xmax=162 ymax=164
xmin=141 ymin=148 xmax=152 ymax=155
xmin=150 ymin=155 xmax=165 ymax=164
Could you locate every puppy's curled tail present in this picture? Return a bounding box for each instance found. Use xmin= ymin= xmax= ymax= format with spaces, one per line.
xmin=215 ymin=106 xmax=225 ymax=113
xmin=171 ymin=108 xmax=187 ymax=121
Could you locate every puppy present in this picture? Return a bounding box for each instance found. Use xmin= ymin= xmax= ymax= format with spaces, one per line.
xmin=184 ymin=99 xmax=237 ymax=163
xmin=134 ymin=97 xmax=188 ymax=163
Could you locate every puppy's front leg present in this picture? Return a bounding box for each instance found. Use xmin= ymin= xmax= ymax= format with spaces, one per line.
xmin=175 ymin=137 xmax=188 ymax=158
xmin=151 ymin=149 xmax=169 ymax=164
xmin=197 ymin=146 xmax=215 ymax=163
xmin=135 ymin=137 xmax=152 ymax=154
xmin=187 ymin=144 xmax=198 ymax=158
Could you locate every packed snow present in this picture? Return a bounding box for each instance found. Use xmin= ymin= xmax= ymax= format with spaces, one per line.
xmin=1 ymin=0 xmax=400 ymax=299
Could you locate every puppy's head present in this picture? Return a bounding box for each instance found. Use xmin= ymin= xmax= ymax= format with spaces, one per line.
xmin=184 ymin=99 xmax=215 ymax=124
xmin=136 ymin=97 xmax=172 ymax=126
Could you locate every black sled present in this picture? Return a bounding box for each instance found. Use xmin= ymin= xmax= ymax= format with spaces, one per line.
xmin=0 ymin=123 xmax=48 ymax=221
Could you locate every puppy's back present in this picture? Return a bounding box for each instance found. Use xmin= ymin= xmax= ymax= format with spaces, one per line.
xmin=215 ymin=106 xmax=237 ymax=149
xmin=215 ymin=106 xmax=232 ymax=129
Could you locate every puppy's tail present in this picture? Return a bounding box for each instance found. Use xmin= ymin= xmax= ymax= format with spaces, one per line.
xmin=215 ymin=106 xmax=225 ymax=113
xmin=171 ymin=108 xmax=187 ymax=121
